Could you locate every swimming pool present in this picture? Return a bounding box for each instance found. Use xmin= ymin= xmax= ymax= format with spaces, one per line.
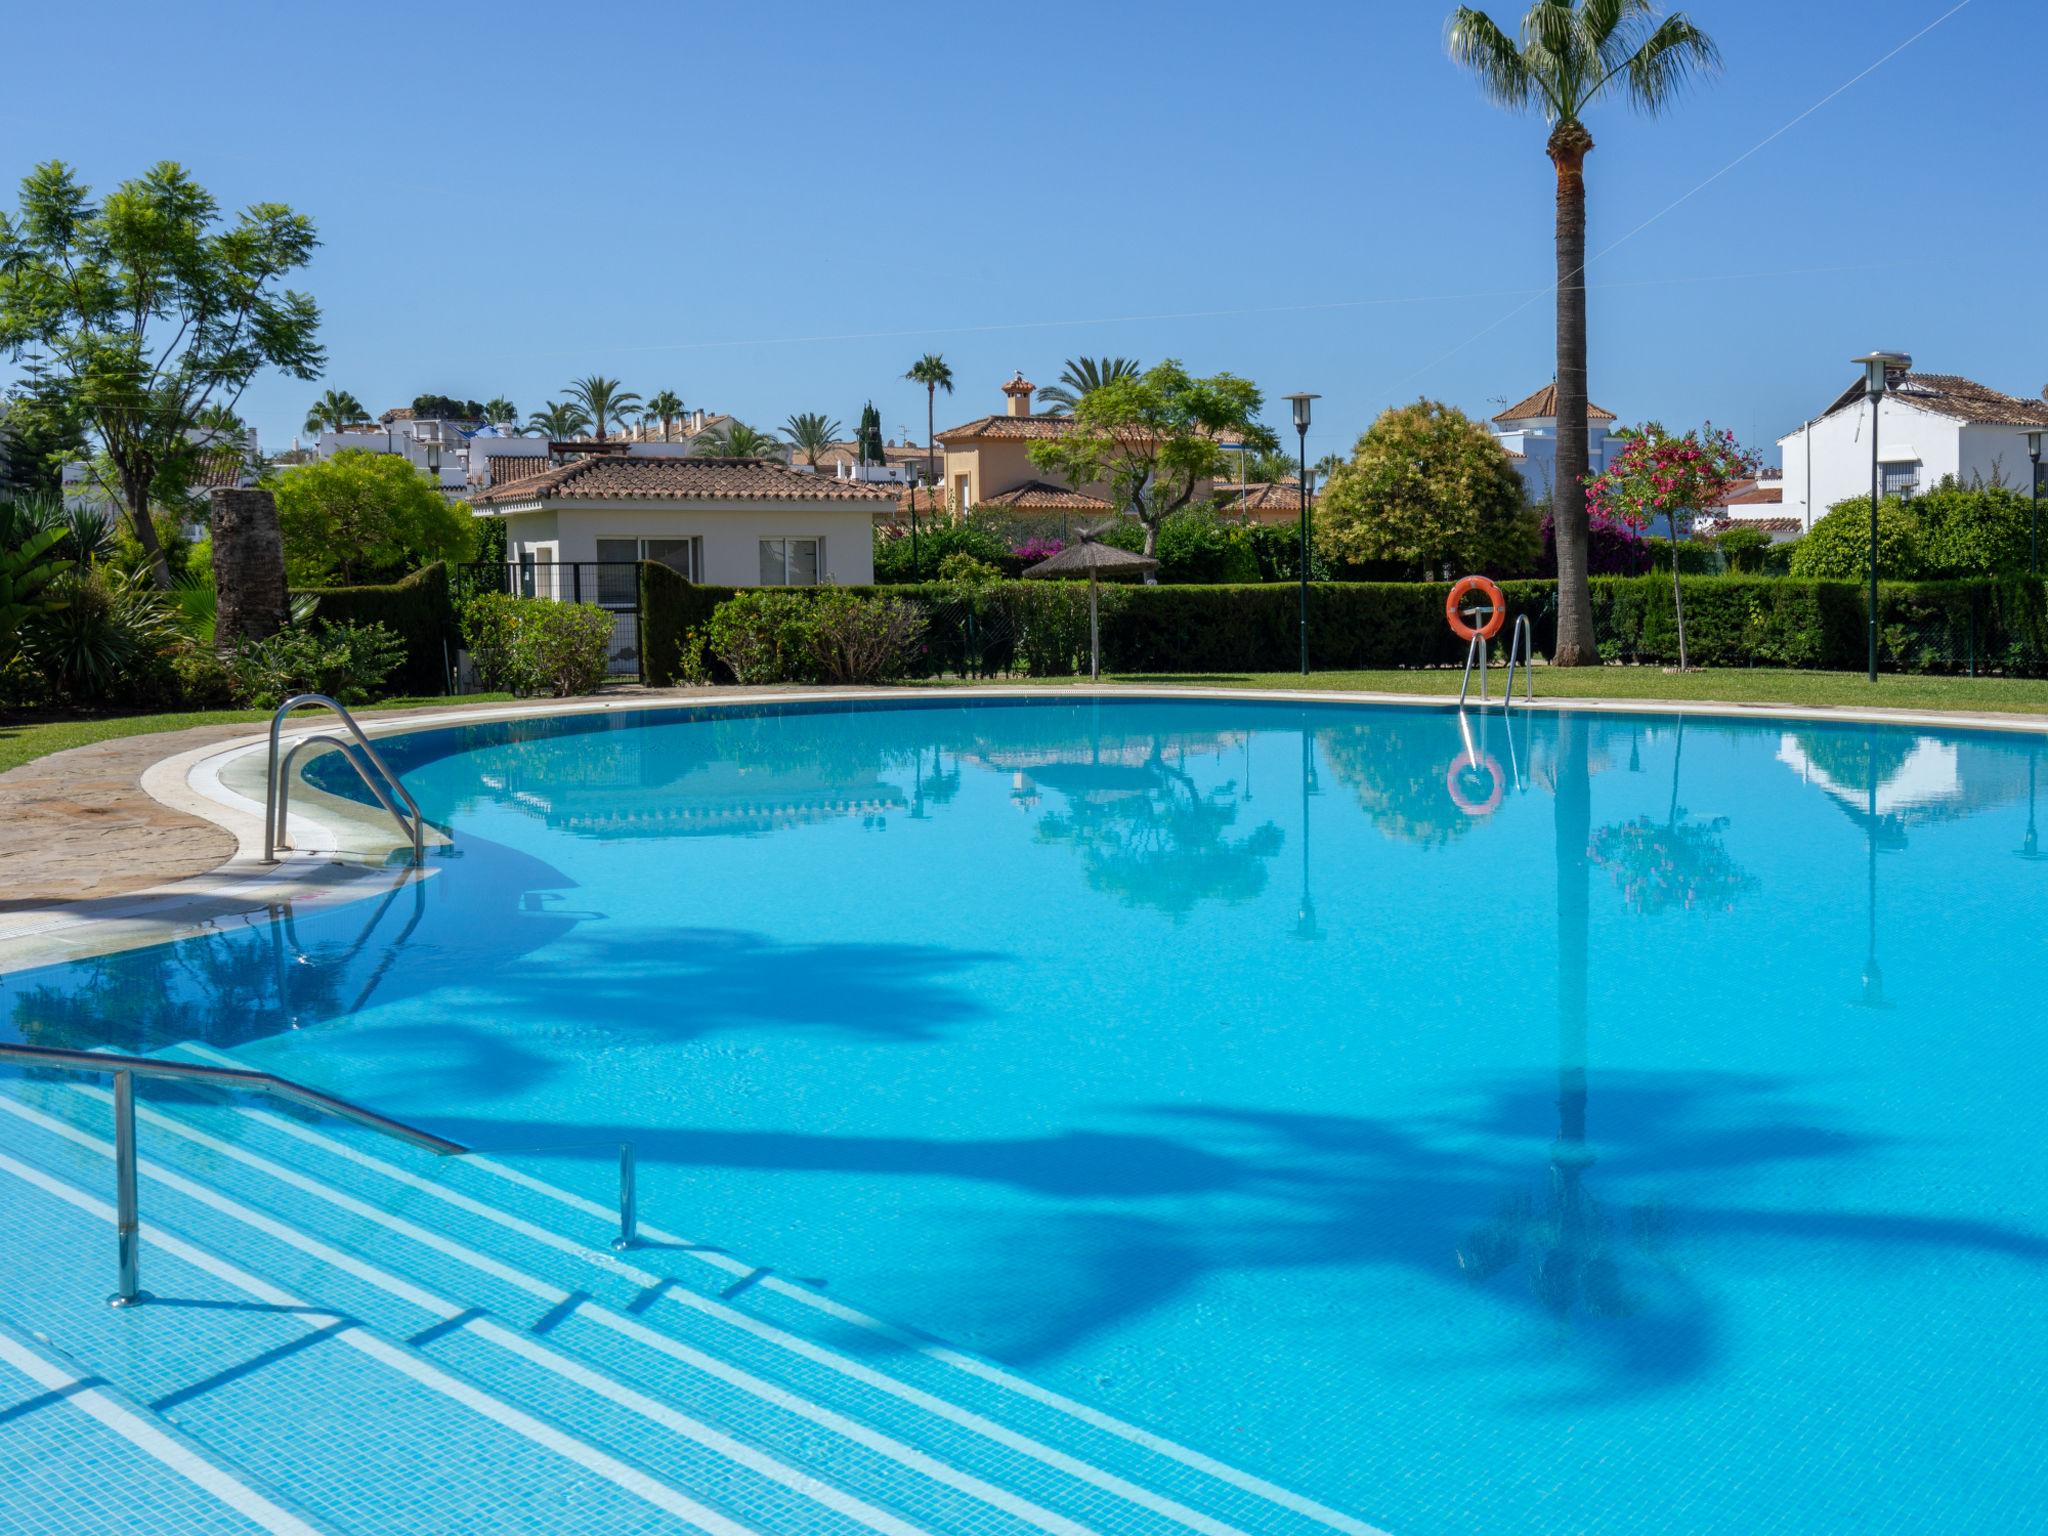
xmin=6 ymin=695 xmax=2045 ymax=1533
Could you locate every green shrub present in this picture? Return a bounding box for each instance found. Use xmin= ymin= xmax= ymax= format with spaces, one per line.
xmin=1912 ymin=477 xmax=2031 ymax=578
xmin=704 ymin=590 xmax=818 ymax=684
xmin=872 ymin=519 xmax=1015 ymax=583
xmin=231 ymin=621 xmax=406 ymax=709
xmin=806 ymin=590 xmax=927 ymax=684
xmin=638 ymin=562 xmax=734 ymax=685
xmin=1152 ymin=508 xmax=1261 ymax=583
xmin=1714 ymin=525 xmax=1772 ymax=574
xmin=23 ymin=564 xmax=180 ymax=705
xmin=460 ymin=593 xmax=614 ymax=696
xmin=1791 ymin=496 xmax=1922 ymax=580
xmin=296 ymin=563 xmax=457 ymax=694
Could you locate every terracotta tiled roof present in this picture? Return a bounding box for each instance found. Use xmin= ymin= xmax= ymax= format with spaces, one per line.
xmin=378 ymin=407 xmax=416 ymax=423
xmin=190 ymin=446 xmax=249 ymax=490
xmin=1699 ymin=514 xmax=1802 ymax=537
xmin=1820 ymin=372 xmax=2048 ymax=428
xmin=1217 ymin=480 xmax=1316 ymax=515
xmin=473 ymin=456 xmax=899 ymax=506
xmin=486 ymin=455 xmax=553 ymax=488
xmin=979 ymin=480 xmax=1113 ymax=512
xmin=935 ymin=413 xmax=1079 ymax=443
xmin=1717 ymin=480 xmax=1784 ymax=507
xmin=1492 ymin=384 xmax=1617 ymax=423
xmin=896 ymin=486 xmax=952 ymax=517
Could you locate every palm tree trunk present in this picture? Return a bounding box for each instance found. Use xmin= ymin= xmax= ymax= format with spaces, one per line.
xmin=1549 ymin=119 xmax=1597 ymax=667
xmin=925 ymin=386 xmax=936 ymax=504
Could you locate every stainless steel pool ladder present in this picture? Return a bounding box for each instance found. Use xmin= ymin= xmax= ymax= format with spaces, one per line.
xmin=1458 ymin=613 xmax=1536 ymax=712
xmin=263 ymin=693 xmax=425 ymax=866
xmin=0 ymin=1043 xmax=643 ymax=1306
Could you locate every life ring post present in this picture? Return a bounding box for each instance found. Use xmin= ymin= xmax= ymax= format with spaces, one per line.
xmin=1448 ymin=575 xmax=1508 ymax=709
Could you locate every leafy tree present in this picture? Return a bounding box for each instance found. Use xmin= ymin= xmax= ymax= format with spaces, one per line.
xmin=1789 ymin=495 xmax=1921 ymax=581
xmin=1028 ymin=359 xmax=1271 ymax=561
xmin=563 ymin=375 xmax=640 ymax=441
xmin=479 ymin=397 xmax=518 ymax=428
xmin=643 ymin=389 xmax=684 ymax=442
xmin=1448 ymin=1 xmax=1721 ymax=663
xmin=411 ymin=394 xmax=486 ymax=421
xmin=0 ymin=160 xmax=323 ymax=587
xmin=305 ymin=388 xmax=366 ymax=436
xmin=0 ymin=378 xmax=87 ymax=496
xmin=1314 ymin=399 xmax=1536 ymax=578
xmin=904 ymin=353 xmax=953 ymax=487
xmin=693 ymin=420 xmax=782 ymax=458
xmin=1037 ymin=357 xmax=1141 ymax=416
xmin=1244 ymin=446 xmax=1299 ymax=484
xmin=856 ymin=402 xmax=885 ymax=466
xmin=1585 ymin=422 xmax=1756 ymax=668
xmin=525 ymin=401 xmax=591 ymax=439
xmin=268 ymin=449 xmax=475 ymax=585
xmin=1910 ymin=476 xmax=2031 ymax=578
xmin=783 ymin=412 xmax=842 ymax=466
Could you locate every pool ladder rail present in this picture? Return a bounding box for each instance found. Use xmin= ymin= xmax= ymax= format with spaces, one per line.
xmin=1458 ymin=612 xmax=1535 ymax=712
xmin=263 ymin=692 xmax=429 ymax=866
xmin=0 ymin=1042 xmax=641 ymax=1308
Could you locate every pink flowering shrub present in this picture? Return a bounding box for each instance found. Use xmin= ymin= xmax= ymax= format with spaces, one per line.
xmin=1013 ymin=536 xmax=1065 ymax=563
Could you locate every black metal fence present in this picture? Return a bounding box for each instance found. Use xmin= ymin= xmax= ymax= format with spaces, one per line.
xmin=460 ymin=561 xmax=643 ymax=676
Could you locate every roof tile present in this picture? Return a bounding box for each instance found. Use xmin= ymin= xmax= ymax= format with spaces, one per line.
xmin=473 ymin=456 xmax=899 ymax=506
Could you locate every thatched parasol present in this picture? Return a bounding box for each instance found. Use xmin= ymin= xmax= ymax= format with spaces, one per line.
xmin=1022 ymin=531 xmax=1159 ymax=681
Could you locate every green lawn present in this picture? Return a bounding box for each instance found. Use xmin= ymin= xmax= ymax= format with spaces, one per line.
xmin=1094 ymin=667 xmax=2048 ymax=716
xmin=0 ymin=694 xmax=513 ymax=776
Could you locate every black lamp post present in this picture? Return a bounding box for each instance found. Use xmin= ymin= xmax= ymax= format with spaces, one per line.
xmin=1281 ymin=392 xmax=1320 ymax=676
xmin=2023 ymin=427 xmax=2046 ymax=578
xmin=1852 ymin=351 xmax=1911 ymax=683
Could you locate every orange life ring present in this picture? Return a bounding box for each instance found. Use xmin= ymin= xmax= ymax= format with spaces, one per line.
xmin=1446 ymin=575 xmax=1507 ymax=641
xmin=1446 ymin=753 xmax=1505 ymax=816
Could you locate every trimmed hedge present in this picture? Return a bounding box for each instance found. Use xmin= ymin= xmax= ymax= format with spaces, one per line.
xmin=639 ymin=562 xmax=737 ymax=685
xmin=294 ymin=562 xmax=456 ymax=694
xmin=636 ymin=570 xmax=2048 ymax=680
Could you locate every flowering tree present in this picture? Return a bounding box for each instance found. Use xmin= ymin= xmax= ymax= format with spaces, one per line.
xmin=1584 ymin=423 xmax=1758 ymax=669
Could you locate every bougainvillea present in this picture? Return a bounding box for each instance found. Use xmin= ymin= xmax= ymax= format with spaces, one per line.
xmin=1013 ymin=536 xmax=1066 ymax=564
xmin=1584 ymin=424 xmax=1759 ymax=667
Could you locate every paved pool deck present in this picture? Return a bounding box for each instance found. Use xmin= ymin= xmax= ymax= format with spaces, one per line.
xmin=4 ymin=680 xmax=2047 ymax=971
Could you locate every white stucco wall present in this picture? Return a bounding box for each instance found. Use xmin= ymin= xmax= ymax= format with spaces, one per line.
xmin=491 ymin=499 xmax=878 ymax=586
xmin=1490 ymin=420 xmax=1612 ymax=503
xmin=1772 ymin=397 xmax=2030 ymax=528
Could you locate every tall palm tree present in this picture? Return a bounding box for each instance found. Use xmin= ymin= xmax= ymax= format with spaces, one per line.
xmin=1036 ymin=357 xmax=1141 ymax=416
xmin=526 ymin=401 xmax=592 ymax=439
xmin=694 ymin=420 xmax=783 ymax=458
xmin=782 ymin=412 xmax=843 ymax=467
xmin=1447 ymin=0 xmax=1720 ymax=666
xmin=563 ymin=375 xmax=642 ymax=442
xmin=903 ymin=353 xmax=954 ymax=491
xmin=304 ymin=388 xmax=366 ymax=437
xmin=644 ymin=390 xmax=685 ymax=442
xmin=480 ymin=397 xmax=518 ymax=429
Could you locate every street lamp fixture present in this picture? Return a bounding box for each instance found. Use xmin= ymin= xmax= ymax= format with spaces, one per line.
xmin=1851 ymin=351 xmax=1911 ymax=683
xmin=2023 ymin=426 xmax=2047 ymax=579
xmin=1281 ymin=393 xmax=1320 ymax=677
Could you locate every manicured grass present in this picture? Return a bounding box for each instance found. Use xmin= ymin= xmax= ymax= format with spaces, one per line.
xmin=1097 ymin=667 xmax=2048 ymax=716
xmin=0 ymin=694 xmax=514 ymax=776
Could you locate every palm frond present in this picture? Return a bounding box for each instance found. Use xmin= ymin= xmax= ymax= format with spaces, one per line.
xmin=1447 ymin=8 xmax=1540 ymax=113
xmin=1622 ymin=14 xmax=1723 ymax=112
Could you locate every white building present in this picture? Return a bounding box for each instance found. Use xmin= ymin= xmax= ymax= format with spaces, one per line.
xmin=1777 ymin=370 xmax=2048 ymax=530
xmin=470 ymin=454 xmax=894 ymax=588
xmin=1488 ymin=383 xmax=1618 ymax=503
xmin=316 ymin=409 xmax=472 ymax=496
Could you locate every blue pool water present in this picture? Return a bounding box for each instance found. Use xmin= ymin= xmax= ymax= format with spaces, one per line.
xmin=6 ymin=696 xmax=2046 ymax=1534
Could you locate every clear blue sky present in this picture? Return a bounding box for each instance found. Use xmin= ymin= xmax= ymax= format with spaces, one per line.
xmin=2 ymin=0 xmax=2035 ymax=468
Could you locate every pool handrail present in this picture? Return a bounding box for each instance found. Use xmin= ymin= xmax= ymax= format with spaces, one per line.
xmin=263 ymin=693 xmax=426 ymax=866
xmin=1502 ymin=614 xmax=1535 ymax=710
xmin=275 ymin=732 xmax=422 ymax=866
xmin=0 ymin=1041 xmax=464 ymax=1308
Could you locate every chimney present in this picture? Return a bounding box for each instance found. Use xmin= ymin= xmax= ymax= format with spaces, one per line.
xmin=1002 ymin=372 xmax=1035 ymax=418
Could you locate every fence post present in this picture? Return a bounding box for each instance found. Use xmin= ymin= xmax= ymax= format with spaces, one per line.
xmin=1968 ymin=593 xmax=1977 ymax=678
xmin=108 ymin=1070 xmax=145 ymax=1308
xmin=572 ymin=564 xmax=582 ymax=604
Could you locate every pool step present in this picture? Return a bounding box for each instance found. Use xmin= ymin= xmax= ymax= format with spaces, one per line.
xmin=0 ymin=1314 xmax=341 ymax=1536
xmin=1 ymin=1053 xmax=1390 ymax=1536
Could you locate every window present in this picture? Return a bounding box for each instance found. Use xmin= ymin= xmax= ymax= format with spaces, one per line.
xmin=596 ymin=536 xmax=701 ymax=603
xmin=759 ymin=537 xmax=822 ymax=586
xmin=1880 ymin=461 xmax=1920 ymax=498
xmin=954 ymin=473 xmax=972 ymax=513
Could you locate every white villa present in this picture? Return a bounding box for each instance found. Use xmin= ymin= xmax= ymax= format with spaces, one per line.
xmin=1777 ymin=369 xmax=2048 ymax=529
xmin=1488 ymin=383 xmax=1618 ymax=503
xmin=469 ymin=454 xmax=895 ymax=588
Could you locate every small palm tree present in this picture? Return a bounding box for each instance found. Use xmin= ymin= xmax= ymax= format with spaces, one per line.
xmin=782 ymin=412 xmax=843 ymax=467
xmin=526 ymin=401 xmax=593 ymax=439
xmin=1036 ymin=357 xmax=1140 ymax=416
xmin=695 ymin=420 xmax=783 ymax=458
xmin=304 ymin=389 xmax=367 ymax=436
xmin=903 ymin=353 xmax=954 ymax=489
xmin=1447 ymin=0 xmax=1720 ymax=665
xmin=644 ymin=390 xmax=685 ymax=442
xmin=480 ymin=397 xmax=518 ymax=428
xmin=564 ymin=375 xmax=643 ymax=442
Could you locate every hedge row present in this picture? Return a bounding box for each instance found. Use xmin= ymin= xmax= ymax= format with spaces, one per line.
xmin=295 ymin=562 xmax=457 ymax=694
xmin=634 ymin=562 xmax=2048 ymax=679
